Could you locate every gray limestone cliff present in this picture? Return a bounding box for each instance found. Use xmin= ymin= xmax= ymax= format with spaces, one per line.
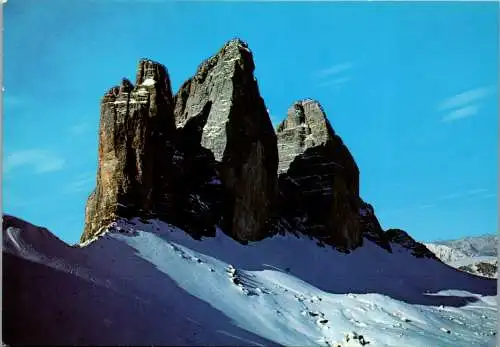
xmin=82 ymin=60 xmax=177 ymax=243
xmin=275 ymin=100 xmax=362 ymax=250
xmin=82 ymin=40 xmax=278 ymax=244
xmin=173 ymin=39 xmax=278 ymax=242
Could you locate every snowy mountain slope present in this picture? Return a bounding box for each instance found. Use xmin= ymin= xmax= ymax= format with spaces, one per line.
xmin=425 ymin=235 xmax=498 ymax=278
xmin=424 ymin=244 xmax=471 ymax=264
xmin=431 ymin=235 xmax=498 ymax=257
xmin=3 ymin=215 xmax=498 ymax=347
xmin=3 ymin=216 xmax=278 ymax=347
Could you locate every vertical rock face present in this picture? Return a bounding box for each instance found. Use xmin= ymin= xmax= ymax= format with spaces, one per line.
xmin=83 ymin=40 xmax=278 ymax=244
xmin=170 ymin=101 xmax=224 ymax=240
xmin=276 ymin=100 xmax=362 ymax=250
xmin=82 ymin=60 xmax=177 ymax=243
xmin=173 ymin=39 xmax=278 ymax=242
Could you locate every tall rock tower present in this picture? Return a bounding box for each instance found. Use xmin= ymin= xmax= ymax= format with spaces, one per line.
xmin=82 ymin=60 xmax=177 ymax=243
xmin=174 ymin=39 xmax=278 ymax=242
xmin=82 ymin=40 xmax=279 ymax=244
xmin=276 ymin=99 xmax=363 ymax=250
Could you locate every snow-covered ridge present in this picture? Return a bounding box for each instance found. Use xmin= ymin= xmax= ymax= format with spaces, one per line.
xmin=428 ymin=235 xmax=498 ymax=258
xmin=3 ymin=215 xmax=497 ymax=346
xmin=425 ymin=235 xmax=498 ymax=278
xmin=425 ymin=244 xmax=471 ymax=263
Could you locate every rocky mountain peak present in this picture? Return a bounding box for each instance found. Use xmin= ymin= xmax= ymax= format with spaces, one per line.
xmin=81 ymin=59 xmax=177 ymax=243
xmin=135 ymin=59 xmax=171 ymax=87
xmin=192 ymin=38 xmax=253 ymax=85
xmin=281 ymin=99 xmax=332 ymax=136
xmin=119 ymin=78 xmax=134 ymax=93
xmin=175 ymin=38 xmax=257 ymax=132
xmin=276 ymin=99 xmax=358 ymax=190
xmin=172 ymin=39 xmax=278 ymax=242
xmin=225 ymin=37 xmax=249 ymax=49
xmin=275 ymin=100 xmax=362 ymax=249
xmin=81 ymin=38 xmax=422 ymax=256
xmin=276 ymin=99 xmax=339 ymax=173
xmin=83 ymin=39 xmax=278 ymax=244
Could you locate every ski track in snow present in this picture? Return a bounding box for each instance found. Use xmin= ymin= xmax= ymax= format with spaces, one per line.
xmin=3 ymin=217 xmax=498 ymax=347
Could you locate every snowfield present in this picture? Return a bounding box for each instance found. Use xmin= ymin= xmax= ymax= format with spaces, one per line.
xmin=425 ymin=238 xmax=498 ymax=278
xmin=3 ymin=215 xmax=498 ymax=346
xmin=424 ymin=243 xmax=473 ymax=264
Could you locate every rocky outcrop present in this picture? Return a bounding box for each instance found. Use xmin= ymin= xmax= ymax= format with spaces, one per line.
xmin=359 ymin=200 xmax=392 ymax=252
xmin=385 ymin=229 xmax=438 ymax=259
xmin=276 ymin=100 xmax=362 ymax=250
xmin=173 ymin=39 xmax=278 ymax=242
xmin=458 ymin=261 xmax=497 ymax=278
xmin=82 ymin=60 xmax=177 ymax=243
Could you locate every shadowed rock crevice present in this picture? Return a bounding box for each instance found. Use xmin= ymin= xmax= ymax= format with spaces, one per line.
xmin=170 ymin=101 xmax=224 ymax=239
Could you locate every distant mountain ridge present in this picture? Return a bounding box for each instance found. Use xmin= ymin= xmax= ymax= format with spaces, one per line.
xmin=430 ymin=234 xmax=497 ymax=257
xmin=425 ymin=234 xmax=498 ymax=278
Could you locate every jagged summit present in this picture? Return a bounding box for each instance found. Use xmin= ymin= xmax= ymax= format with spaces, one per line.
xmin=174 ymin=36 xmax=272 ymax=161
xmin=175 ymin=38 xmax=258 ymax=132
xmin=225 ymin=37 xmax=249 ymax=47
xmin=82 ymin=58 xmax=177 ymax=243
xmin=277 ymin=99 xmax=330 ymax=131
xmin=83 ymin=39 xmax=277 ymax=244
xmin=185 ymin=39 xmax=253 ymax=89
xmin=80 ymin=38 xmax=429 ymax=256
xmin=135 ymin=59 xmax=169 ymax=84
xmin=172 ymin=38 xmax=277 ymax=242
xmin=276 ymin=99 xmax=362 ymax=249
xmin=276 ymin=99 xmax=343 ymax=173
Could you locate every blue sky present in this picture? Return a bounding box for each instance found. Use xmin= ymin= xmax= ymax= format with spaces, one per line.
xmin=3 ymin=1 xmax=498 ymax=244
